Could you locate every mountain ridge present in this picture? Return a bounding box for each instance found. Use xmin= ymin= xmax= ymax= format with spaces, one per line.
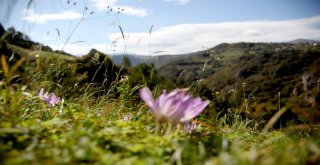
xmin=110 ymin=39 xmax=320 ymax=67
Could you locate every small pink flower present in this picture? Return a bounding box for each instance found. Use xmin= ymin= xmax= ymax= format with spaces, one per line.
xmin=46 ymin=92 xmax=60 ymax=107
xmin=139 ymin=87 xmax=209 ymax=124
xmin=184 ymin=121 xmax=197 ymax=133
xmin=122 ymin=114 xmax=132 ymax=122
xmin=37 ymin=88 xmax=60 ymax=107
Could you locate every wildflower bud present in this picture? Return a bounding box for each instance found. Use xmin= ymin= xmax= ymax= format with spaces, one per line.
xmin=184 ymin=121 xmax=197 ymax=133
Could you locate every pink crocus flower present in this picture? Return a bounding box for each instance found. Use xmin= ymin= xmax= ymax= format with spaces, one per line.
xmin=139 ymin=87 xmax=210 ymax=124
xmin=37 ymin=88 xmax=60 ymax=107
xmin=46 ymin=92 xmax=60 ymax=107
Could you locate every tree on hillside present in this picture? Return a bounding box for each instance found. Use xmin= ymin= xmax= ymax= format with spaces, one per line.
xmin=4 ymin=26 xmax=34 ymax=49
xmin=0 ymin=23 xmax=5 ymax=37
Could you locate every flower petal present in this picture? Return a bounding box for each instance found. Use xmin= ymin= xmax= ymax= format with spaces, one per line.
xmin=181 ymin=99 xmax=210 ymax=122
xmin=167 ymin=95 xmax=192 ymax=123
xmin=139 ymin=87 xmax=156 ymax=112
xmin=157 ymin=90 xmax=168 ymax=110
xmin=160 ymin=89 xmax=186 ymax=115
xmin=37 ymin=88 xmax=45 ymax=100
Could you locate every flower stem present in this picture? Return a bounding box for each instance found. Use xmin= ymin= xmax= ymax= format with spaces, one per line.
xmin=155 ymin=121 xmax=160 ymax=134
xmin=176 ymin=124 xmax=181 ymax=134
xmin=165 ymin=123 xmax=172 ymax=135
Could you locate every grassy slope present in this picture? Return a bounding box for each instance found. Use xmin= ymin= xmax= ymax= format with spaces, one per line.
xmin=0 ymin=87 xmax=319 ymax=164
xmin=7 ymin=43 xmax=77 ymax=62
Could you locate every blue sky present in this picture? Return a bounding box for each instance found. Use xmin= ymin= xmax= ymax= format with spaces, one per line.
xmin=1 ymin=0 xmax=320 ymax=56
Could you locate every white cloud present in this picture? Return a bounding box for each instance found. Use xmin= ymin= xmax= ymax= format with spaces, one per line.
xmin=121 ymin=6 xmax=147 ymax=17
xmin=45 ymin=16 xmax=320 ymax=56
xmin=105 ymin=16 xmax=320 ymax=55
xmin=163 ymin=0 xmax=191 ymax=5
xmin=22 ymin=9 xmax=82 ymax=24
xmin=90 ymin=0 xmax=147 ymax=17
xmin=49 ymin=43 xmax=109 ymax=56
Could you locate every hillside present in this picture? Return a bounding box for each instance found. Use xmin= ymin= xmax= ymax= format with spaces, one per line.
xmin=157 ymin=42 xmax=284 ymax=82
xmin=113 ymin=39 xmax=320 ymax=69
xmin=157 ymin=42 xmax=320 ymax=124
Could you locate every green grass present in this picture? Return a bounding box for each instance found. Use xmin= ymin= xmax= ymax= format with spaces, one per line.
xmin=0 ymin=84 xmax=319 ymax=164
xmin=7 ymin=43 xmax=76 ymax=62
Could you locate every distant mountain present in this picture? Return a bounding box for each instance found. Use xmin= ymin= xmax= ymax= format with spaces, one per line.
xmin=289 ymin=38 xmax=320 ymax=44
xmin=110 ymin=54 xmax=152 ymax=66
xmin=111 ymin=39 xmax=320 ymax=68
xmin=109 ymin=54 xmax=183 ymax=68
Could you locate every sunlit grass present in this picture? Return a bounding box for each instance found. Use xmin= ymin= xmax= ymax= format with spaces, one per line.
xmin=0 ymin=79 xmax=319 ymax=164
xmin=7 ymin=43 xmax=76 ymax=62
